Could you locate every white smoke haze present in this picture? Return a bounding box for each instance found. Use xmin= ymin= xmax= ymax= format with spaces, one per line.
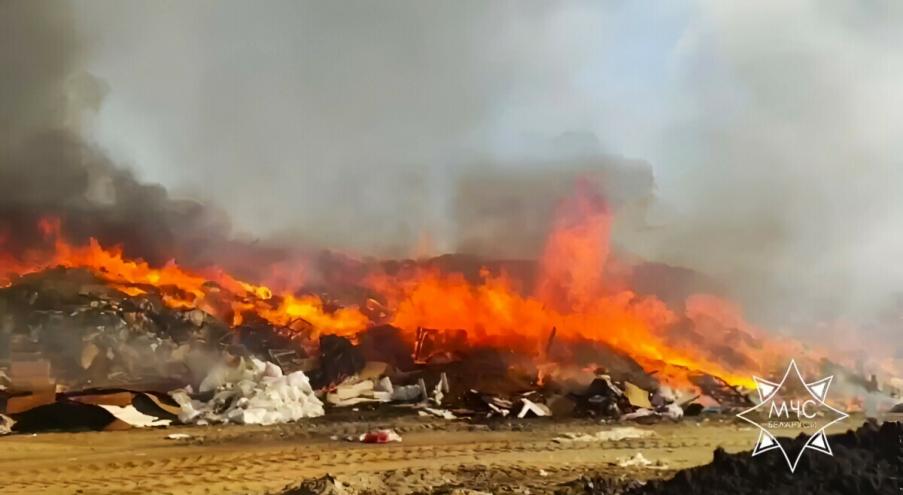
xmin=640 ymin=1 xmax=903 ymax=329
xmin=6 ymin=1 xmax=903 ymax=348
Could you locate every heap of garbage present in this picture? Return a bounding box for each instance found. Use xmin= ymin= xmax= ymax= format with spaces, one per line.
xmin=172 ymin=356 xmax=324 ymax=425
xmin=1 ymin=266 xmax=895 ymax=434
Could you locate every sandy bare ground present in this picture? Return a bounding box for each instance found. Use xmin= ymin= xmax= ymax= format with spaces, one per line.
xmin=0 ymin=414 xmax=865 ymax=495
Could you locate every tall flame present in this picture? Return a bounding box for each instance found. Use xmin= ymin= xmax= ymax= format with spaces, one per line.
xmin=365 ymin=185 xmax=781 ymax=388
xmin=536 ymin=178 xmax=611 ymax=310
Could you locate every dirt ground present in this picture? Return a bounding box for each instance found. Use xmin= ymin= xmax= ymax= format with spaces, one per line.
xmin=0 ymin=412 xmax=872 ymax=495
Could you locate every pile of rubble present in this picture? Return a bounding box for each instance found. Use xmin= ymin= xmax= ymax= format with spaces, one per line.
xmin=173 ymin=355 xmax=324 ymax=425
xmin=3 ymin=266 xmax=885 ymax=436
xmin=0 ymin=268 xmax=321 ymax=431
xmin=0 ymin=268 xmax=230 ymax=391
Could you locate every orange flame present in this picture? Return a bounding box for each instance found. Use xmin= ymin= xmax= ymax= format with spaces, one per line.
xmin=364 ymin=184 xmax=780 ymax=388
xmin=0 ymin=181 xmax=850 ymax=391
xmin=2 ymin=216 xmax=367 ymax=337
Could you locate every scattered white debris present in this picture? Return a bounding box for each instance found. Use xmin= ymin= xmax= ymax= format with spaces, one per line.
xmin=165 ymin=433 xmax=192 ymax=440
xmin=431 ymin=372 xmax=450 ymax=405
xmin=616 ymin=452 xmax=668 ymax=469
xmin=418 ymin=407 xmax=457 ymax=419
xmin=621 ymin=403 xmax=683 ymax=421
xmin=99 ymin=405 xmax=171 ymax=427
xmin=539 ymin=469 xmax=550 ymax=477
xmin=663 ymin=402 xmax=684 ymax=420
xmin=0 ymin=414 xmax=15 ymax=435
xmin=173 ymin=357 xmax=324 ymax=425
xmin=487 ymin=402 xmax=511 ymax=417
xmin=326 ymin=375 xmax=395 ymax=407
xmin=517 ymin=398 xmax=551 ymax=418
xmin=620 ymin=408 xmax=656 ymax=420
xmin=555 ymin=426 xmax=655 ymax=443
xmin=652 ymin=385 xmax=677 ymax=405
xmin=617 ymin=453 xmax=653 ymax=467
xmin=378 ymin=376 xmax=394 ymax=395
xmin=392 ymin=379 xmax=428 ymax=402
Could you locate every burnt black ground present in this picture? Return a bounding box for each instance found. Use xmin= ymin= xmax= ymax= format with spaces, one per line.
xmin=629 ymin=421 xmax=902 ymax=495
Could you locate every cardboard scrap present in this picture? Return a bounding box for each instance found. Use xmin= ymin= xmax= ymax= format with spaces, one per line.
xmin=623 ymin=382 xmax=652 ymax=409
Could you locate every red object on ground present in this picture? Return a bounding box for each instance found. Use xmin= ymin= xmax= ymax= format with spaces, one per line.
xmin=359 ymin=429 xmax=402 ymax=443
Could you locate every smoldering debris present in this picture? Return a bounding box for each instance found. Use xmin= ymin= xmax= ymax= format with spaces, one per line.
xmin=0 ymin=413 xmax=14 ymax=435
xmin=0 ymin=268 xmax=692 ymax=432
xmin=0 ymin=267 xmax=230 ymax=391
xmin=0 ymin=265 xmax=893 ymax=436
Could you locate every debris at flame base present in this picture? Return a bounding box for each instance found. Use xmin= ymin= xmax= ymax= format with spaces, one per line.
xmin=172 ymin=356 xmax=324 ymax=425
xmin=1 ymin=265 xmax=897 ymax=436
xmin=554 ymin=426 xmax=655 ymax=443
xmin=0 ymin=413 xmax=14 ymax=435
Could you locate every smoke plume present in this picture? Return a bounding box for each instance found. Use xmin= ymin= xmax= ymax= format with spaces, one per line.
xmin=5 ymin=0 xmax=903 ymax=349
xmin=0 ymin=1 xmax=282 ymax=272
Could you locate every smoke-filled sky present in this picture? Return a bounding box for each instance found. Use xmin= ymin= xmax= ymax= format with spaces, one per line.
xmin=6 ymin=1 xmax=903 ymax=330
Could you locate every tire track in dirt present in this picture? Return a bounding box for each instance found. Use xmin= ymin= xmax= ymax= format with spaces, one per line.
xmin=2 ymin=434 xmax=752 ymax=495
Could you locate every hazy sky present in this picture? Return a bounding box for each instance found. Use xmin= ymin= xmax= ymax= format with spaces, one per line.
xmin=64 ymin=0 xmax=903 ymax=326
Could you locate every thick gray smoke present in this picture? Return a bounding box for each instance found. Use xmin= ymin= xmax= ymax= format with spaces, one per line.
xmin=0 ymin=1 xmax=287 ymax=271
xmin=6 ymin=1 xmax=903 ymax=346
xmin=623 ymin=2 xmax=903 ymax=330
xmin=71 ymin=1 xmax=650 ymax=256
xmin=0 ymin=2 xmax=74 ymax=146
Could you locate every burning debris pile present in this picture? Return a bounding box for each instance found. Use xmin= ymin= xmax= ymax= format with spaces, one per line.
xmin=0 ymin=261 xmax=768 ymax=433
xmin=0 ymin=186 xmax=899 ymax=432
xmin=0 ymin=267 xmax=231 ymax=390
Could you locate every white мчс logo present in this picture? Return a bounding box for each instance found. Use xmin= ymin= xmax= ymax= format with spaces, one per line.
xmin=735 ymin=359 xmax=848 ymax=473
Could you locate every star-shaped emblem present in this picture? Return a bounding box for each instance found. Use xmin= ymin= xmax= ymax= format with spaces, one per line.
xmin=736 ymin=359 xmax=849 ymax=472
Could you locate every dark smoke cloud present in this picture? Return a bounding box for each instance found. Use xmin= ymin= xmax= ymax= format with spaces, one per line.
xmin=0 ymin=1 xmax=75 ymax=146
xmin=0 ymin=1 xmax=270 ymax=269
xmin=71 ymin=0 xmax=632 ymax=257
xmin=454 ymin=154 xmax=655 ymax=259
xmin=1 ymin=0 xmax=650 ymax=275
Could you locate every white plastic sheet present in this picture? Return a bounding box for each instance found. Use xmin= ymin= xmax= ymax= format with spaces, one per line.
xmin=173 ymin=357 xmax=324 ymax=425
